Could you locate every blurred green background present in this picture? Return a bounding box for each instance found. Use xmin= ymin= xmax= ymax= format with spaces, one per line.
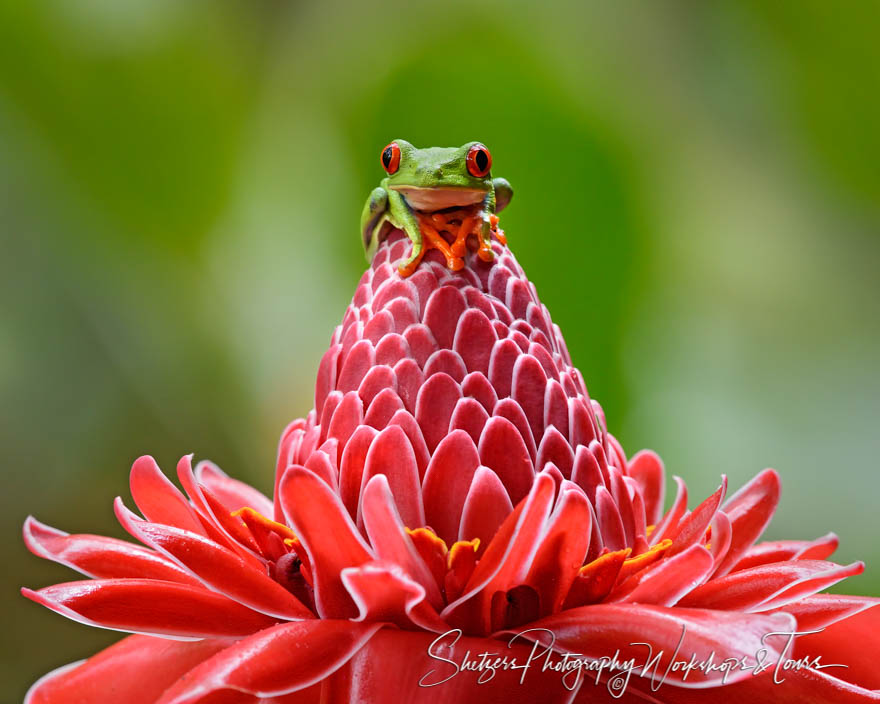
xmin=2 ymin=0 xmax=878 ymax=699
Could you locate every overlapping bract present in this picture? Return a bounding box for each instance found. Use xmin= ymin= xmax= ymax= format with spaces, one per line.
xmin=23 ymin=232 xmax=879 ymax=702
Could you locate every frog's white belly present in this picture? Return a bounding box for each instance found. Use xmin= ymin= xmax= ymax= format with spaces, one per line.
xmin=391 ymin=186 xmax=487 ymax=211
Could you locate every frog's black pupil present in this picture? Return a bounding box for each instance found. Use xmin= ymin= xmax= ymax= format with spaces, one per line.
xmin=475 ymin=149 xmax=489 ymax=172
xmin=382 ymin=147 xmax=393 ymax=169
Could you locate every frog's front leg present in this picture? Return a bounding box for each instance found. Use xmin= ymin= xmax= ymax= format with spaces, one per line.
xmin=385 ymin=188 xmax=426 ymax=277
xmin=360 ymin=187 xmax=389 ymax=262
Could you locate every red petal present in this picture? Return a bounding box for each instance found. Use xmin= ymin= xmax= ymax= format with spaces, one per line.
xmin=22 ymin=579 xmax=277 ymax=638
xmin=772 ymin=594 xmax=880 ymax=631
xmin=651 ymin=476 xmax=688 ymax=545
xmin=679 ymin=559 xmax=865 ymax=611
xmin=340 ymin=561 xmax=448 ymax=631
xmin=713 ymin=468 xmax=781 ymax=577
xmin=156 ymin=620 xmax=383 ymax=704
xmin=667 ymin=477 xmax=726 ymax=556
xmin=129 ymin=456 xmax=207 ymax=536
xmin=23 ymin=516 xmax=199 ymax=585
xmin=25 ymin=635 xmax=228 ymax=704
xmin=279 ymin=467 xmax=373 ymax=618
xmin=444 ymin=473 xmax=555 ymax=634
xmin=194 ymin=462 xmax=274 ymax=518
xmin=610 ymin=544 xmax=714 ymax=606
xmin=524 ymin=485 xmax=591 ymax=614
xmin=360 ymin=474 xmax=443 ymax=608
xmin=792 ymin=599 xmax=880 ymax=690
xmin=115 ymin=500 xmax=311 ymax=620
xmin=731 ymin=533 xmax=839 ymax=573
xmin=507 ymin=604 xmax=796 ymax=688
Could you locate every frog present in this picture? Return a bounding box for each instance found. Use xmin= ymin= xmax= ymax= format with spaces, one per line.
xmin=360 ymin=139 xmax=513 ymax=277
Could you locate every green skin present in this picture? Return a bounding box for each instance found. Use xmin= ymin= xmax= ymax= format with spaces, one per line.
xmin=361 ymin=139 xmax=513 ymax=269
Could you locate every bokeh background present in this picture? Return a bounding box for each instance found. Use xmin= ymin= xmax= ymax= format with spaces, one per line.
xmin=2 ymin=0 xmax=878 ymax=699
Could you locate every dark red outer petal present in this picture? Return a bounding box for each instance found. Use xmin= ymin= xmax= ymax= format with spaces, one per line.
xmin=155 ymin=620 xmax=384 ymax=704
xmin=22 ymin=579 xmax=278 ymax=638
xmin=25 ymin=635 xmax=228 ymax=704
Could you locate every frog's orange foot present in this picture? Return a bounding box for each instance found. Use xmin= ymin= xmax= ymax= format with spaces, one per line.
xmin=447 ymin=257 xmax=465 ymax=271
xmin=489 ymin=214 xmax=508 ymax=245
xmin=477 ymin=243 xmax=495 ymax=263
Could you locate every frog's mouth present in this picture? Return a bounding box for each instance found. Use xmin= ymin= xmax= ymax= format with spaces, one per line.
xmin=391 ymin=186 xmax=487 ymax=211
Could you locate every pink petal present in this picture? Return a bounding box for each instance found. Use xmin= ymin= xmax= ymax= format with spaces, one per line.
xmin=23 ymin=516 xmax=199 ymax=585
xmin=571 ymin=445 xmax=605 ymax=502
xmin=628 ymin=450 xmax=666 ymax=526
xmin=114 ymin=500 xmax=311 ymax=620
xmin=279 ymin=467 xmax=373 ymax=618
xmin=338 ymin=425 xmax=378 ymax=517
xmin=156 ymin=620 xmax=383 ymax=704
xmin=326 ymin=390 xmax=365 ymax=448
xmin=453 ymin=308 xmax=496 ymax=374
xmin=488 ymin=338 xmax=520 ymax=399
xmin=422 ymin=430 xmax=481 ymax=545
xmin=511 ymin=354 xmax=548 ymax=444
xmin=359 ymin=424 xmax=424 ymax=530
xmin=458 ymin=467 xmax=514 ymax=547
xmin=22 ymin=579 xmax=277 ymax=638
xmin=449 ymin=397 xmax=490 ymax=444
xmin=478 ymin=416 xmax=534 ymax=506
xmin=460 ymin=371 xmax=498 ymax=413
xmin=595 ymin=485 xmax=626 ymax=552
xmin=336 ymin=339 xmax=375 ymax=393
xmin=387 ymin=409 xmax=431 ymax=480
xmin=423 ymin=349 xmax=467 ymax=382
xmin=423 ymin=285 xmax=467 ymax=349
xmin=535 ymin=426 xmax=574 ymax=477
xmin=414 ymin=372 xmax=461 ymax=452
xmin=25 ymin=635 xmax=228 ymax=704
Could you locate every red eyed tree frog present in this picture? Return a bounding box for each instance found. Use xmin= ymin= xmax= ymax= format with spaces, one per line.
xmin=361 ymin=140 xmax=513 ymax=277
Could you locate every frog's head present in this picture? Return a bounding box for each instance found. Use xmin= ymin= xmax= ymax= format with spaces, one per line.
xmin=381 ymin=139 xmax=494 ymax=211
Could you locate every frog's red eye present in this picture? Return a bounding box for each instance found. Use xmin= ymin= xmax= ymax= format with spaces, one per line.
xmin=466 ymin=143 xmax=492 ymax=177
xmin=381 ymin=142 xmax=401 ymax=174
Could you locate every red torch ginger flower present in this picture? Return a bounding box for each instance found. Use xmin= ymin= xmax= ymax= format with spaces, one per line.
xmin=23 ymin=230 xmax=880 ymax=703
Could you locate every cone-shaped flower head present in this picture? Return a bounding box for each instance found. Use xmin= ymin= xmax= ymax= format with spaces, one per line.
xmin=22 ymin=228 xmax=880 ymax=703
